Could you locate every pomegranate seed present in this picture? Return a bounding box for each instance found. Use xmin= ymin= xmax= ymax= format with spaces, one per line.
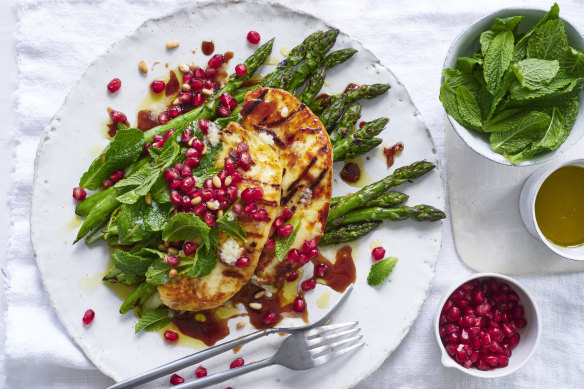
xmin=72 ymin=187 xmax=87 ymax=202
xmin=226 ymin=186 xmax=238 ymax=202
xmin=287 ymin=272 xmax=298 ymax=282
xmin=445 ymin=324 xmax=459 ymax=334
xmin=445 ymin=343 xmax=457 ymax=356
xmin=273 ymin=216 xmax=285 ymax=229
xmin=252 ymin=209 xmax=269 ymax=221
xmin=447 ymin=307 xmax=461 ymax=322
xmin=178 ymin=91 xmax=193 ymax=104
xmin=169 ymin=106 xmax=182 ymax=118
xmin=231 ymin=171 xmax=243 ymax=184
xmin=82 ymin=309 xmax=95 ymax=325
xmin=445 ymin=332 xmax=459 ymax=343
xmin=208 ymin=54 xmax=224 ymax=68
xmin=488 ymin=327 xmax=504 ymax=342
xmin=515 ymin=317 xmax=527 ymax=329
xmin=194 ymin=68 xmax=206 ymax=79
xmin=290 ymin=296 xmax=306 ymax=313
xmin=299 ymin=254 xmax=310 ymax=265
xmin=181 ymin=176 xmax=196 ymax=192
xmin=185 ymin=157 xmax=201 ymax=168
xmin=306 ymin=248 xmax=319 ymax=259
xmin=182 ymin=166 xmax=192 ymax=177
xmin=301 ymin=278 xmax=316 ymax=291
xmin=512 ymin=305 xmax=524 ymax=319
xmin=150 ymin=80 xmax=166 ymax=93
xmin=215 ymin=188 xmax=227 ymax=199
xmin=461 ymin=314 xmax=477 ymax=328
xmin=509 ymin=333 xmax=520 ymax=348
xmin=183 ymin=242 xmax=198 ymax=256
xmin=170 ymin=190 xmax=181 ymax=206
xmin=302 ymin=239 xmax=318 ymax=253
xmin=476 ymin=359 xmax=489 ymax=371
xmin=502 ymin=323 xmax=516 ymax=338
xmin=190 ymin=78 xmax=204 ymax=91
xmin=247 ymin=30 xmax=261 ymax=44
xmin=194 ymin=203 xmax=207 ymax=216
xmin=282 ymin=207 xmax=293 ymax=219
xmin=224 ymin=157 xmax=236 ymax=174
xmin=165 ymin=255 xmax=180 ymax=267
xmin=183 ymin=71 xmax=194 ymax=84
xmin=220 ymin=93 xmax=237 ymax=110
xmin=164 ymin=168 xmax=180 ymax=182
xmin=371 ymin=247 xmax=385 ymax=261
xmin=439 ymin=314 xmax=448 ymax=325
xmin=263 ymin=311 xmax=277 ymax=324
xmin=508 ymin=291 xmax=519 ymax=303
xmin=201 ymin=189 xmax=214 ymax=202
xmin=315 ymin=263 xmax=327 ymax=278
xmin=192 ymin=138 xmax=205 ymax=153
xmin=237 ymin=142 xmax=249 ymax=154
xmin=470 ymin=336 xmax=481 ymax=349
xmin=241 ymin=188 xmax=255 ymax=204
xmin=252 ymin=187 xmax=263 ymax=201
xmin=232 ymin=202 xmax=243 ymax=214
xmin=191 ymin=93 xmax=204 ymax=107
xmin=201 ymin=179 xmax=212 ymax=191
xmin=185 ymin=148 xmax=200 ymax=159
xmin=198 ymin=118 xmax=210 ymax=133
xmin=169 ymin=374 xmax=184 ymax=385
xmin=101 ymin=179 xmax=113 ymax=189
xmin=164 ymin=330 xmax=179 ymax=342
xmin=475 ymin=302 xmax=491 ymax=316
xmin=109 ymin=110 xmax=127 ymax=123
xmin=107 ymin=78 xmax=121 ymax=93
xmin=158 ymin=111 xmax=170 ymax=124
xmin=195 ymin=365 xmax=207 ymax=378
xmin=287 ymin=249 xmax=300 ymax=264
xmin=243 ymin=203 xmax=257 ymax=215
xmin=110 ymin=170 xmax=124 ymax=182
xmin=238 ymin=152 xmax=252 ymax=170
xmin=235 ymin=63 xmax=248 ymax=77
xmin=442 ymin=300 xmax=453 ymax=313
xmin=235 ymin=256 xmax=250 ymax=267
xmin=230 ymin=357 xmax=244 ymax=369
xmin=204 ymin=213 xmax=216 ymax=227
xmin=217 ymin=105 xmax=231 ymax=118
xmin=277 ymin=224 xmax=294 ymax=238
xmin=205 ymin=67 xmax=217 ymax=79
xmin=204 ymin=80 xmax=215 ymax=90
xmin=153 ymin=134 xmax=164 ymax=143
xmin=264 ymin=239 xmax=275 ymax=250
xmin=472 ymin=289 xmax=486 ymax=304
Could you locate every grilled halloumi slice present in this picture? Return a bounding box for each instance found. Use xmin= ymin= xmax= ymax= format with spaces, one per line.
xmin=240 ymin=88 xmax=333 ymax=285
xmin=157 ymin=122 xmax=282 ymax=311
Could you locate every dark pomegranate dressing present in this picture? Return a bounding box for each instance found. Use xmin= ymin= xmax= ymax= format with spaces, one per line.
xmin=383 ymin=142 xmax=404 ymax=168
xmin=340 ymin=162 xmax=361 ymax=183
xmin=312 ymin=245 xmax=356 ymax=293
xmin=201 ymin=40 xmax=215 ymax=55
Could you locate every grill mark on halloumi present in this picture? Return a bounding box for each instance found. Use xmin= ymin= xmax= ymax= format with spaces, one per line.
xmin=241 ymin=89 xmax=269 ymax=116
xmin=262 ymin=104 xmax=306 ymax=128
xmin=251 ymin=125 xmax=286 ymax=147
xmin=281 ymin=156 xmax=318 ymax=204
xmin=309 ymin=167 xmax=329 ymax=190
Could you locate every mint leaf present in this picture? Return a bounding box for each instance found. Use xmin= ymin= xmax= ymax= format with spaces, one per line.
xmin=150 ymin=176 xmax=171 ymax=204
xmin=195 ymin=166 xmax=223 ymax=188
xmin=135 ymin=308 xmax=172 ymax=333
xmin=527 ymin=19 xmax=568 ymax=61
xmin=216 ymin=212 xmax=247 ymax=242
xmin=192 ymin=143 xmax=223 ymax=177
xmin=443 ymin=68 xmax=481 ymax=91
xmin=116 ymin=142 xmax=180 ymax=204
xmin=480 ymin=30 xmax=496 ymax=55
xmin=456 ymin=85 xmax=483 ymax=130
xmin=275 ymin=217 xmax=302 ymax=262
xmin=79 ymin=127 xmax=144 ymax=190
xmin=563 ymin=47 xmax=584 ymax=78
xmin=367 ymin=257 xmax=398 ymax=286
xmin=456 ymin=57 xmax=482 ymax=74
xmin=440 ymin=82 xmax=467 ymax=126
xmin=145 ymin=257 xmax=194 ymax=285
xmin=508 ymin=107 xmax=567 ymax=162
xmin=143 ymin=201 xmax=172 ymax=232
xmin=484 ymin=30 xmax=514 ymax=94
xmin=111 ymin=249 xmax=157 ymax=275
xmin=185 ymin=228 xmax=218 ymax=277
xmin=486 ymin=68 xmax=515 ymax=120
xmin=489 ymin=111 xmax=551 ymax=155
xmin=484 ymin=109 xmax=529 ymax=133
xmin=161 ymin=212 xmax=210 ymax=242
xmin=513 ymin=3 xmax=560 ymax=62
xmin=117 ymin=199 xmax=156 ymax=245
xmin=513 ymin=59 xmax=559 ymax=90
xmin=492 ymin=16 xmax=524 ymax=33
xmin=508 ymin=77 xmax=582 ymax=101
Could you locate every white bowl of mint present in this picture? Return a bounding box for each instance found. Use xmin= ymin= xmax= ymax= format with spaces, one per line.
xmin=441 ymin=3 xmax=584 ymax=166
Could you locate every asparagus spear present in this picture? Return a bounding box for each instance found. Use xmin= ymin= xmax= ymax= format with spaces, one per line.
xmin=330 ymin=191 xmax=409 ymax=209
xmin=332 ymin=118 xmax=389 ymax=160
xmin=324 ymin=48 xmax=358 ymax=70
xmin=329 ymin=103 xmax=362 ymax=144
xmin=298 ymin=66 xmax=326 ymax=103
xmin=320 ymin=221 xmax=381 ymax=245
xmin=287 ymin=29 xmax=340 ymax=91
xmin=143 ymin=38 xmax=275 ymax=142
xmin=339 ymin=138 xmax=382 ymax=161
xmin=320 ymin=94 xmax=348 ymax=131
xmin=326 ymin=204 xmax=446 ymax=228
xmin=310 ymin=83 xmax=391 ymax=114
xmin=328 ymin=161 xmax=436 ymax=221
xmin=119 ymin=282 xmax=157 ymax=314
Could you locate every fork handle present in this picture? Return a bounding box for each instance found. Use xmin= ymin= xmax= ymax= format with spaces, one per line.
xmin=106 ymin=328 xmax=278 ymax=389
xmin=173 ymin=357 xmax=275 ymax=389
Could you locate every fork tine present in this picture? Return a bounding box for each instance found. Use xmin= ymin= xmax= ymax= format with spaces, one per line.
xmin=312 ymin=342 xmax=365 ymax=366
xmin=305 ymin=327 xmax=360 ymax=347
xmin=308 ymin=334 xmax=363 ymax=357
xmin=305 ymin=321 xmax=358 ymax=338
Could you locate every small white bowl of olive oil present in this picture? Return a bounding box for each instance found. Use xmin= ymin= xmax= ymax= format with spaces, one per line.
xmin=519 ymin=159 xmax=584 ymax=260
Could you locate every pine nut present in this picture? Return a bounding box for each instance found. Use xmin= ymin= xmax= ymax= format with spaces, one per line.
xmin=182 ymin=83 xmax=191 ymax=91
xmin=224 ymin=176 xmax=232 ymax=186
xmin=167 ymin=247 xmax=179 ymax=255
xmin=138 ymin=60 xmax=148 ymax=74
xmin=201 ymin=88 xmax=214 ymax=96
xmin=169 ymin=268 xmax=178 ymax=278
xmin=145 ymin=193 xmax=152 ymax=205
xmin=179 ymin=63 xmax=190 ymax=73
xmin=191 ymin=196 xmax=202 ymax=205
xmin=236 ymin=322 xmax=246 ymax=329
xmin=249 ymin=302 xmax=262 ymax=310
xmin=166 ymin=40 xmax=179 ymax=49
xmin=280 ymin=106 xmax=289 ymax=118
xmin=212 ymin=176 xmax=222 ymax=188
xmin=206 ymin=201 xmax=218 ymax=211
xmin=254 ymin=291 xmax=265 ymax=299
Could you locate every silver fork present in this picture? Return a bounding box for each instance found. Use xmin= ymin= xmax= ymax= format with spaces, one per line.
xmin=173 ymin=321 xmax=364 ymax=389
xmin=107 ymin=285 xmax=353 ymax=389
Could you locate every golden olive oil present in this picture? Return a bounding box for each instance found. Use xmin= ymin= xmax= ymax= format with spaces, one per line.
xmin=534 ymin=165 xmax=584 ymax=247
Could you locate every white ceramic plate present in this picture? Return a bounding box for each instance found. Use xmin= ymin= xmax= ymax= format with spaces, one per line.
xmin=31 ymin=1 xmax=444 ymax=387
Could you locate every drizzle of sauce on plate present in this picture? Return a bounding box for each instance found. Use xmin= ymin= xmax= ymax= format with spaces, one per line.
xmin=201 ymin=40 xmax=214 ymax=55
xmin=383 ymin=142 xmax=404 ymax=168
xmin=312 ymin=245 xmax=356 ymax=293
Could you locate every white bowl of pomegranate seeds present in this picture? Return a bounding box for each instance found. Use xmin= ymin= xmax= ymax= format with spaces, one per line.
xmin=435 ymin=273 xmax=540 ymax=378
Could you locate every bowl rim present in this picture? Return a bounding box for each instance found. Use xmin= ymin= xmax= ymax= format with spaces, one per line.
xmin=434 ymin=273 xmax=541 ymax=378
xmin=442 ymin=6 xmax=584 ymax=167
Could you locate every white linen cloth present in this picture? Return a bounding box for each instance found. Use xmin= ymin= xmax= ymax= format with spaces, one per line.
xmin=5 ymin=0 xmax=584 ymax=387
